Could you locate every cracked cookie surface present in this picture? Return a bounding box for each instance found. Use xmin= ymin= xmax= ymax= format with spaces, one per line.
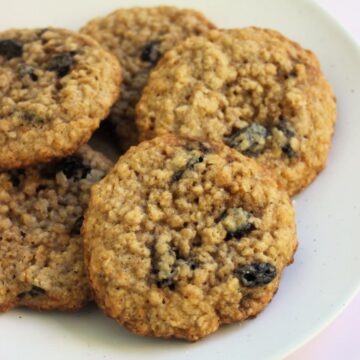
xmin=0 ymin=145 xmax=113 ymax=312
xmin=0 ymin=28 xmax=121 ymax=169
xmin=136 ymin=27 xmax=336 ymax=195
xmin=83 ymin=135 xmax=297 ymax=341
xmin=81 ymin=6 xmax=215 ymax=152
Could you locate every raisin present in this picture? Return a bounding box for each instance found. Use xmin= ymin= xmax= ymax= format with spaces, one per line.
xmin=155 ymin=265 xmax=177 ymax=290
xmin=150 ymin=244 xmax=159 ymax=275
xmin=225 ymin=223 xmax=255 ymax=241
xmin=192 ymin=236 xmax=202 ymax=247
xmin=151 ymin=246 xmax=179 ymax=290
xmin=0 ymin=39 xmax=23 ymax=59
xmin=47 ymin=52 xmax=75 ymax=77
xmin=171 ymin=169 xmax=185 ymax=183
xmin=17 ymin=285 xmax=46 ymax=299
xmin=70 ymin=216 xmax=84 ymax=235
xmin=21 ymin=111 xmax=44 ymax=123
xmin=30 ymin=73 xmax=38 ymax=81
xmin=276 ymin=121 xmax=295 ymax=138
xmin=40 ymin=155 xmax=90 ymax=180
xmin=275 ymin=121 xmax=297 ymax=158
xmin=215 ymin=210 xmax=228 ymax=223
xmin=23 ymin=111 xmax=35 ymax=121
xmin=221 ymin=208 xmax=256 ymax=241
xmin=19 ymin=64 xmax=38 ymax=81
xmin=227 ymin=123 xmax=269 ymax=156
xmin=236 ymin=263 xmax=276 ymax=288
xmin=187 ymin=258 xmax=200 ymax=271
xmin=282 ymin=143 xmax=296 ymax=158
xmin=9 ymin=169 xmax=25 ymax=187
xmin=140 ymin=40 xmax=161 ymax=64
xmin=156 ymin=278 xmax=176 ymax=290
xmin=198 ymin=143 xmax=211 ymax=154
xmin=285 ymin=69 xmax=297 ymax=79
xmin=188 ymin=156 xmax=204 ymax=168
xmin=171 ymin=156 xmax=204 ymax=182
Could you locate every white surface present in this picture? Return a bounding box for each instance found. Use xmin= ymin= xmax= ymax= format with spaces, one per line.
xmin=289 ymin=0 xmax=360 ymax=359
xmin=1 ymin=0 xmax=360 ymax=359
xmin=289 ymin=293 xmax=360 ymax=360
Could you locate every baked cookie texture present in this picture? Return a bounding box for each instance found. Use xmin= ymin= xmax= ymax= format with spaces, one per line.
xmin=0 ymin=28 xmax=121 ymax=169
xmin=80 ymin=6 xmax=215 ymax=152
xmin=136 ymin=27 xmax=336 ymax=195
xmin=0 ymin=145 xmax=113 ymax=312
xmin=83 ymin=135 xmax=297 ymax=341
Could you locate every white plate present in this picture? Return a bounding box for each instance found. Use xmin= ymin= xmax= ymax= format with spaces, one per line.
xmin=1 ymin=0 xmax=360 ymax=359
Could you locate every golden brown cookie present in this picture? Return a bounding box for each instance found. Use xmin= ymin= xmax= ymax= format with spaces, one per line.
xmin=80 ymin=6 xmax=215 ymax=152
xmin=83 ymin=135 xmax=297 ymax=341
xmin=136 ymin=28 xmax=336 ymax=195
xmin=0 ymin=28 xmax=121 ymax=169
xmin=0 ymin=145 xmax=113 ymax=312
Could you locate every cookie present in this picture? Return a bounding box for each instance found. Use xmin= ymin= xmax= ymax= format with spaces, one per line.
xmin=80 ymin=6 xmax=215 ymax=152
xmin=82 ymin=134 xmax=297 ymax=341
xmin=136 ymin=27 xmax=336 ymax=195
xmin=0 ymin=28 xmax=121 ymax=169
xmin=0 ymin=145 xmax=113 ymax=312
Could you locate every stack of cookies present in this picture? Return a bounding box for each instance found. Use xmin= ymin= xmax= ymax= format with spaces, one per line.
xmin=0 ymin=6 xmax=336 ymax=342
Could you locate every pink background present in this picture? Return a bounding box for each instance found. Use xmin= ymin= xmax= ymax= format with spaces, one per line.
xmin=289 ymin=1 xmax=360 ymax=359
